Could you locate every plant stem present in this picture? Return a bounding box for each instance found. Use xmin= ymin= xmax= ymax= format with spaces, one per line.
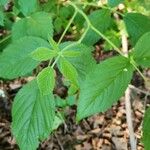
xmin=129 ymin=84 xmax=150 ymax=96
xmin=69 ymin=1 xmax=124 ymax=56
xmin=122 ymin=34 xmax=137 ymax=150
xmin=73 ymin=1 xmax=124 ymax=17
xmin=91 ymin=25 xmax=124 ymax=56
xmin=49 ymin=7 xmax=78 ymax=68
xmin=0 ymin=34 xmax=11 ymax=44
xmin=69 ymin=1 xmax=147 ymax=82
xmin=51 ymin=56 xmax=60 ymax=68
xmin=77 ymin=25 xmax=90 ymax=43
xmin=62 ymin=42 xmax=78 ymax=51
xmin=58 ymin=10 xmax=78 ymax=45
xmin=130 ymin=59 xmax=147 ymax=81
xmin=125 ymin=88 xmax=137 ymax=150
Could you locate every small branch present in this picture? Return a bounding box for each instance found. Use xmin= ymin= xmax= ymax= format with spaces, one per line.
xmin=129 ymin=84 xmax=150 ymax=96
xmin=121 ymin=34 xmax=128 ymax=57
xmin=73 ymin=1 xmax=124 ymax=17
xmin=0 ymin=34 xmax=11 ymax=44
xmin=91 ymin=25 xmax=124 ymax=56
xmin=77 ymin=25 xmax=90 ymax=43
xmin=68 ymin=1 xmax=124 ymax=57
xmin=122 ymin=34 xmax=137 ymax=150
xmin=54 ymin=133 xmax=64 ymax=150
xmin=50 ymin=55 xmax=60 ymax=68
xmin=125 ymin=88 xmax=137 ymax=150
xmin=58 ymin=10 xmax=78 ymax=45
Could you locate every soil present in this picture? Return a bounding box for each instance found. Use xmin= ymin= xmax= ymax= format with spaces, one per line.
xmin=0 ymin=52 xmax=150 ymax=150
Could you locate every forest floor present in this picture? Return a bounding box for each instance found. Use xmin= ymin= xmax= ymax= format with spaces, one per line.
xmin=0 ymin=48 xmax=150 ymax=150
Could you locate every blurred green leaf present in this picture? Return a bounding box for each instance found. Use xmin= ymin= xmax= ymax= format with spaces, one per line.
xmin=12 ymin=12 xmax=53 ymax=41
xmin=124 ymin=13 xmax=150 ymax=45
xmin=31 ymin=47 xmax=57 ymax=61
xmin=37 ymin=67 xmax=55 ymax=95
xmin=12 ymin=80 xmax=55 ymax=150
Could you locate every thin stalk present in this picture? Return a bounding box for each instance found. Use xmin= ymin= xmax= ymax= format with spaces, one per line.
xmin=68 ymin=1 xmax=146 ymax=83
xmin=58 ymin=10 xmax=78 ymax=45
xmin=62 ymin=42 xmax=78 ymax=51
xmin=51 ymin=56 xmax=60 ymax=68
xmin=69 ymin=2 xmax=91 ymax=25
xmin=122 ymin=34 xmax=137 ymax=150
xmin=69 ymin=1 xmax=124 ymax=56
xmin=0 ymin=34 xmax=11 ymax=44
xmin=125 ymin=88 xmax=137 ymax=150
xmin=129 ymin=84 xmax=150 ymax=96
xmin=131 ymin=60 xmax=147 ymax=81
xmin=77 ymin=25 xmax=90 ymax=43
xmin=90 ymin=26 xmax=124 ymax=56
xmin=73 ymin=1 xmax=124 ymax=17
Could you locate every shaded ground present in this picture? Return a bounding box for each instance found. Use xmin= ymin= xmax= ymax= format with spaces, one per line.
xmin=0 ymin=73 xmax=150 ymax=150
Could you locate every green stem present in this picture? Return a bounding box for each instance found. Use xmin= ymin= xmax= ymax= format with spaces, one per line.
xmin=69 ymin=1 xmax=147 ymax=81
xmin=0 ymin=34 xmax=11 ymax=44
xmin=69 ymin=1 xmax=124 ymax=56
xmin=57 ymin=10 xmax=78 ymax=45
xmin=130 ymin=60 xmax=147 ymax=81
xmin=90 ymin=25 xmax=124 ymax=56
xmin=73 ymin=1 xmax=124 ymax=17
xmin=77 ymin=25 xmax=90 ymax=43
xmin=51 ymin=56 xmax=60 ymax=68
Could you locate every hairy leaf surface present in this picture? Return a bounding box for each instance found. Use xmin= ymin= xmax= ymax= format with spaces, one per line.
xmin=0 ymin=0 xmax=8 ymax=6
xmin=60 ymin=57 xmax=78 ymax=87
xmin=0 ymin=36 xmax=50 ymax=79
xmin=12 ymin=80 xmax=55 ymax=150
xmin=108 ymin=0 xmax=124 ymax=7
xmin=17 ymin=0 xmax=38 ymax=16
xmin=37 ymin=67 xmax=55 ymax=95
xmin=12 ymin=12 xmax=53 ymax=40
xmin=31 ymin=47 xmax=57 ymax=61
xmin=132 ymin=32 xmax=150 ymax=67
xmin=124 ymin=13 xmax=150 ymax=45
xmin=143 ymin=107 xmax=150 ymax=150
xmin=77 ymin=56 xmax=134 ymax=120
xmin=0 ymin=10 xmax=4 ymax=26
xmin=59 ymin=42 xmax=96 ymax=83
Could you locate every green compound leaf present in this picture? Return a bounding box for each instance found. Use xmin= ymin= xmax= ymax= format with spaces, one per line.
xmin=12 ymin=80 xmax=55 ymax=150
xmin=59 ymin=42 xmax=96 ymax=83
xmin=108 ymin=0 xmax=124 ymax=7
xmin=77 ymin=56 xmax=134 ymax=121
xmin=0 ymin=0 xmax=8 ymax=6
xmin=62 ymin=50 xmax=81 ymax=57
xmin=37 ymin=67 xmax=55 ymax=95
xmin=12 ymin=12 xmax=53 ymax=41
xmin=142 ymin=107 xmax=150 ymax=150
xmin=59 ymin=57 xmax=79 ymax=87
xmin=16 ymin=0 xmax=38 ymax=16
xmin=124 ymin=13 xmax=150 ymax=45
xmin=31 ymin=47 xmax=57 ymax=61
xmin=82 ymin=9 xmax=112 ymax=46
xmin=132 ymin=32 xmax=150 ymax=67
xmin=48 ymin=38 xmax=59 ymax=51
xmin=0 ymin=36 xmax=50 ymax=79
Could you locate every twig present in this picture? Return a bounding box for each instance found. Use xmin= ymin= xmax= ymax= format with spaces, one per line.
xmin=125 ymin=88 xmax=137 ymax=150
xmin=68 ymin=1 xmax=124 ymax=56
xmin=129 ymin=84 xmax=150 ymax=96
xmin=54 ymin=133 xmax=64 ymax=150
xmin=58 ymin=10 xmax=77 ymax=45
xmin=0 ymin=34 xmax=11 ymax=44
xmin=122 ymin=34 xmax=137 ymax=150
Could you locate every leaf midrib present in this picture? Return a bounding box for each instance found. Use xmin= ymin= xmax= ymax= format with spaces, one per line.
xmin=80 ymin=66 xmax=129 ymax=115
